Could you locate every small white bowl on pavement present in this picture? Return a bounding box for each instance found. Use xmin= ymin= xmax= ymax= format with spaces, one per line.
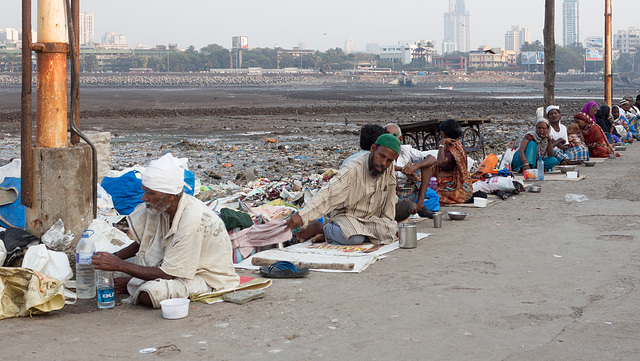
xmin=160 ymin=298 xmax=190 ymax=320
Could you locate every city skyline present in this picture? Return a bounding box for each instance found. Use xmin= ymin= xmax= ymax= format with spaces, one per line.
xmin=1 ymin=0 xmax=638 ymax=52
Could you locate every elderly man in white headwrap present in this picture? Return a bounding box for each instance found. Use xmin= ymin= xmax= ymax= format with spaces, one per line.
xmin=92 ymin=153 xmax=239 ymax=308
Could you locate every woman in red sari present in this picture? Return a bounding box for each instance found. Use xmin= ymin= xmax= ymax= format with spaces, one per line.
xmin=574 ymin=112 xmax=614 ymax=157
xmin=404 ymin=119 xmax=473 ymax=204
xmin=433 ymin=119 xmax=473 ymax=204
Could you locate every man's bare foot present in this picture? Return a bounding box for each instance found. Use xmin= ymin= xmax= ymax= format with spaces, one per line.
xmin=311 ymin=233 xmax=325 ymax=243
xmin=559 ymin=159 xmax=569 ymax=165
xmin=114 ymin=276 xmax=132 ymax=294
xmin=296 ymin=220 xmax=323 ymax=242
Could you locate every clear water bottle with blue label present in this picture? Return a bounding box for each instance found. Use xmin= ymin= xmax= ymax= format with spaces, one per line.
xmin=75 ymin=230 xmax=96 ymax=299
xmin=96 ymin=270 xmax=115 ymax=308
xmin=537 ymin=156 xmax=545 ymax=181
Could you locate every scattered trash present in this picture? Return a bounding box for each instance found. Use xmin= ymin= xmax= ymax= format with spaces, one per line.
xmin=564 ymin=194 xmax=589 ymax=203
xmin=603 ymin=322 xmax=612 ymax=325
xmin=553 ymin=254 xmax=562 ymax=258
xmin=41 ymin=219 xmax=74 ymax=251
xmin=265 ymin=138 xmax=278 ymax=143
xmin=139 ymin=348 xmax=157 ymax=354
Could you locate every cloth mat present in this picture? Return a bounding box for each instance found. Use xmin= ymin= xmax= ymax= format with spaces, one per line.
xmin=441 ymin=198 xmax=496 ymax=208
xmin=236 ymin=235 xmax=429 ymax=273
xmin=190 ymin=276 xmax=272 ymax=304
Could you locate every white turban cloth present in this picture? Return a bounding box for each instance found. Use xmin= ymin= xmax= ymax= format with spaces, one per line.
xmin=142 ymin=153 xmax=188 ymax=195
xmin=545 ymin=105 xmax=560 ymax=115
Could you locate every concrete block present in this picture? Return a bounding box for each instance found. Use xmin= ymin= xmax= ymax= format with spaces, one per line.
xmin=25 ymin=144 xmax=93 ymax=257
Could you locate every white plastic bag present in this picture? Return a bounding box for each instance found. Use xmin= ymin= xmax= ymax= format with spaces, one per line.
xmin=21 ymin=244 xmax=72 ymax=284
xmin=41 ymin=219 xmax=74 ymax=251
xmin=84 ymin=219 xmax=133 ymax=253
xmin=0 ymin=238 xmax=6 ymax=266
xmin=564 ymin=194 xmax=589 ymax=203
xmin=472 ymin=176 xmax=516 ymax=193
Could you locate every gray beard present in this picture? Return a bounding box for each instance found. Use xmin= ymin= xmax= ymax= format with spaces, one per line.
xmin=367 ymin=155 xmax=383 ymax=178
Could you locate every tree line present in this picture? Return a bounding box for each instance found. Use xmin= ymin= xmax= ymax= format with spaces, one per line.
xmin=1 ymin=41 xmax=638 ymax=73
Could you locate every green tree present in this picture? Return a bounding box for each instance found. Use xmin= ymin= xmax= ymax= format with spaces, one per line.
xmin=520 ymin=40 xmax=544 ymax=52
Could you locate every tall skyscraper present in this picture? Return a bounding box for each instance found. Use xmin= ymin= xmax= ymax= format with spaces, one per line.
xmin=563 ymin=0 xmax=579 ymax=46
xmin=443 ymin=0 xmax=470 ymax=54
xmin=505 ymin=25 xmax=531 ymax=53
xmin=79 ymin=11 xmax=94 ymax=46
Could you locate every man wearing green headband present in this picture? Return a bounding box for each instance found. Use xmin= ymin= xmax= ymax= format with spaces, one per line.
xmin=286 ymin=134 xmax=400 ymax=245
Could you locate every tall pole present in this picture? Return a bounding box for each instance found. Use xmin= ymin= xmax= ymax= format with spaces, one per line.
xmin=21 ymin=0 xmax=33 ymax=207
xmin=604 ymin=0 xmax=613 ymax=107
xmin=543 ymin=0 xmax=556 ymax=108
xmin=35 ymin=0 xmax=68 ymax=148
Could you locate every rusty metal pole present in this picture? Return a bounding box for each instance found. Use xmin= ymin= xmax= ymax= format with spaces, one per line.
xmin=604 ymin=0 xmax=613 ymax=107
xmin=21 ymin=0 xmax=33 ymax=207
xmin=34 ymin=0 xmax=68 ymax=148
xmin=70 ymin=0 xmax=80 ymax=145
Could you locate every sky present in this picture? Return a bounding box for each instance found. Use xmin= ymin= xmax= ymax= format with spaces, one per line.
xmin=1 ymin=0 xmax=638 ymax=52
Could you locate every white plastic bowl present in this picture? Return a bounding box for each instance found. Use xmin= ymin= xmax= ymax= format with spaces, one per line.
xmin=160 ymin=298 xmax=190 ymax=319
xmin=566 ymin=171 xmax=579 ymax=179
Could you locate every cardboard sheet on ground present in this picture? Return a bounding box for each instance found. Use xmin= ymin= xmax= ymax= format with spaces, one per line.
xmin=236 ymin=234 xmax=430 ymax=273
xmin=515 ymin=173 xmax=586 ymax=182
xmin=190 ymin=276 xmax=272 ymax=304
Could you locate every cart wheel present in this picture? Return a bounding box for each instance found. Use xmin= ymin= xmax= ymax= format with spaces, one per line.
xmin=462 ymin=127 xmax=485 ymax=168
xmin=403 ymin=133 xmax=420 ymax=149
xmin=422 ymin=134 xmax=438 ymax=151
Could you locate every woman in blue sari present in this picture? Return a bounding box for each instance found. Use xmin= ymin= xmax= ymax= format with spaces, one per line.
xmin=511 ymin=118 xmax=558 ymax=173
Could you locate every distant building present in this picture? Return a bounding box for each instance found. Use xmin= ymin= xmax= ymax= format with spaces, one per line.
xmin=79 ymin=12 xmax=94 ymax=46
xmin=434 ymin=56 xmax=467 ymax=72
xmin=613 ymin=28 xmax=640 ymax=54
xmin=504 ymin=25 xmax=530 ymax=53
xmin=298 ymin=42 xmax=307 ymax=50
xmin=379 ymin=41 xmax=436 ymax=65
xmin=366 ymin=43 xmax=380 ymax=54
xmin=98 ymin=32 xmax=128 ymax=49
xmin=344 ymin=37 xmax=354 ymax=54
xmin=563 ymin=0 xmax=580 ymax=46
xmin=0 ymin=28 xmax=19 ymax=42
xmin=468 ymin=46 xmax=517 ymax=69
xmin=0 ymin=28 xmax=35 ymax=49
xmin=443 ymin=0 xmax=470 ymax=54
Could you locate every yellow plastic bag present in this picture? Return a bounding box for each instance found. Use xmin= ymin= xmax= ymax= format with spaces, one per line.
xmin=0 ymin=267 xmax=65 ymax=320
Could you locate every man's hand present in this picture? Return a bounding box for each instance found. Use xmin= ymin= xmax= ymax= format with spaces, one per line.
xmin=285 ymin=213 xmax=303 ymax=231
xmin=92 ymin=252 xmax=124 ymax=272
xmin=114 ymin=276 xmax=132 ymax=294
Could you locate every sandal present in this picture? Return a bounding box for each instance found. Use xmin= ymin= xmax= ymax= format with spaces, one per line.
xmin=259 ymin=261 xmax=309 ymax=278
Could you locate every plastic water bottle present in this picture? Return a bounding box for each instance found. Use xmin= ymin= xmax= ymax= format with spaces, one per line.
xmin=96 ymin=270 xmax=115 ymax=309
xmin=75 ymin=230 xmax=96 ymax=299
xmin=537 ymin=156 xmax=545 ymax=181
xmin=428 ymin=177 xmax=438 ymax=191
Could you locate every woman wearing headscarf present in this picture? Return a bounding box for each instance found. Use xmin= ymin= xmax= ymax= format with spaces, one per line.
xmin=545 ymin=105 xmax=576 ymax=165
xmin=594 ymin=105 xmax=620 ymax=143
xmin=510 ymin=118 xmax=558 ymax=173
xmin=611 ymin=104 xmax=633 ymax=142
xmin=574 ymin=112 xmax=615 ymax=158
xmin=581 ymin=101 xmax=599 ymax=124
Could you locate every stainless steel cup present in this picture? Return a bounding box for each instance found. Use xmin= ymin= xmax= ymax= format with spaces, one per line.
xmin=398 ymin=222 xmax=417 ymax=248
xmin=433 ymin=212 xmax=443 ymax=228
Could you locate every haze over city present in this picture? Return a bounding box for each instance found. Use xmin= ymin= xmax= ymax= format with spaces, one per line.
xmin=1 ymin=0 xmax=638 ymax=51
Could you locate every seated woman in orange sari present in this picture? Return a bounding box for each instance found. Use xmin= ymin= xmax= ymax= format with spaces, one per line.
xmin=404 ymin=119 xmax=473 ymax=204
xmin=574 ymin=112 xmax=615 ymax=158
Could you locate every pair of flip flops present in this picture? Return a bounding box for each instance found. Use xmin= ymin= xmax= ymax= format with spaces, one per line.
xmin=259 ymin=261 xmax=309 ymax=278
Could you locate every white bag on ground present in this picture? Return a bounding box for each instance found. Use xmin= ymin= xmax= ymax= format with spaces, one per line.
xmin=84 ymin=219 xmax=133 ymax=253
xmin=41 ymin=219 xmax=74 ymax=251
xmin=473 ymin=176 xmax=518 ymax=193
xmin=21 ymin=244 xmax=72 ymax=284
